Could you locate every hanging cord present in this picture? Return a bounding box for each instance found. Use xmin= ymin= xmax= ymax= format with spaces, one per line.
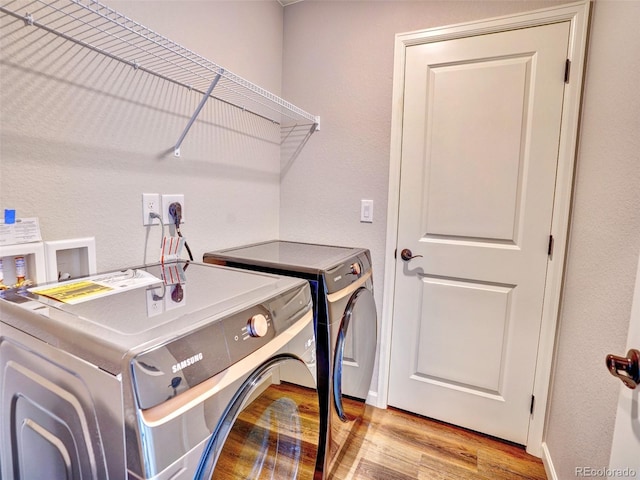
xmin=176 ymin=224 xmax=193 ymax=261
xmin=146 ymin=211 xmax=166 ymax=299
xmin=169 ymin=202 xmax=194 ymax=261
xmin=149 ymin=212 xmax=165 ymax=247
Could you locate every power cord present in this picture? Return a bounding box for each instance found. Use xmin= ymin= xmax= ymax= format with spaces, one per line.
xmin=169 ymin=202 xmax=193 ymax=261
xmin=149 ymin=212 xmax=165 ymax=247
xmin=147 ymin=211 xmax=166 ymax=300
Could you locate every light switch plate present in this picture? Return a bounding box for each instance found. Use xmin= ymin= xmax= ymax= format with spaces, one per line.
xmin=361 ymin=199 xmax=374 ymax=223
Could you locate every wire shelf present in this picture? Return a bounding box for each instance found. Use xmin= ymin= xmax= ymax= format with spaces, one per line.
xmin=0 ymin=0 xmax=319 ymax=155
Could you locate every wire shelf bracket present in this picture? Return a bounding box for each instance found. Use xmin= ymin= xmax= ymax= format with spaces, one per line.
xmin=0 ymin=0 xmax=320 ymax=156
xmin=174 ymin=71 xmax=223 ymax=157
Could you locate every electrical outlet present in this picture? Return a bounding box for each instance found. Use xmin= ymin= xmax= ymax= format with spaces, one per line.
xmin=146 ymin=287 xmax=164 ymax=317
xmin=165 ymin=284 xmax=186 ymax=311
xmin=142 ymin=193 xmax=161 ymax=226
xmin=162 ymin=194 xmax=185 ymax=226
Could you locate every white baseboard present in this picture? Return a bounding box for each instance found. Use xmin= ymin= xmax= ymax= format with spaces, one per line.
xmin=366 ymin=390 xmax=379 ymax=407
xmin=541 ymin=442 xmax=559 ymax=480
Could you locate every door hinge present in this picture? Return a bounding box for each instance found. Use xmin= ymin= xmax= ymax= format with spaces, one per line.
xmin=548 ymin=235 xmax=555 ymax=258
xmin=530 ymin=395 xmax=535 ymax=415
xmin=564 ymin=59 xmax=571 ymax=83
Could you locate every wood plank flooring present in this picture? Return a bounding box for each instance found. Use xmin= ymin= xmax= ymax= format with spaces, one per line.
xmin=212 ymin=382 xmax=546 ymax=480
xmin=330 ymin=403 xmax=547 ymax=480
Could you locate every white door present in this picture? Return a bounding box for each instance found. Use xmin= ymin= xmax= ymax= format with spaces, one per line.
xmin=388 ymin=21 xmax=570 ymax=444
xmin=608 ymin=254 xmax=640 ymax=478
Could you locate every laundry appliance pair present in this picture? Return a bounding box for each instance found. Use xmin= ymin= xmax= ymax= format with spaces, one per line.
xmin=204 ymin=240 xmax=379 ymax=478
xmin=0 ymin=261 xmax=320 ymax=479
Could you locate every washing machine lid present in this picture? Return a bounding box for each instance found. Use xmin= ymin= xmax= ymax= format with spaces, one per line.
xmin=0 ymin=262 xmax=309 ymax=374
xmin=206 ymin=240 xmax=365 ymax=274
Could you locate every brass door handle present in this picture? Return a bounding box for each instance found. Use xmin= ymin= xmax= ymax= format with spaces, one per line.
xmin=606 ymin=349 xmax=640 ymax=389
xmin=400 ymin=249 xmax=423 ymax=262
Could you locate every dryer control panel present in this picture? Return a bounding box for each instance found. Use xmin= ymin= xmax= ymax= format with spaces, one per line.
xmin=323 ymin=251 xmax=372 ymax=294
xmin=131 ymin=282 xmax=311 ymax=409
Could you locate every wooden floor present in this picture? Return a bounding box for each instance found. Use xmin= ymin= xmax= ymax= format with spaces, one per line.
xmin=214 ymin=382 xmax=547 ymax=480
xmin=330 ymin=404 xmax=547 ymax=480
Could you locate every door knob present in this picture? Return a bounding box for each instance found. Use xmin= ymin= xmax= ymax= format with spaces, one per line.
xmin=400 ymin=249 xmax=423 ymax=262
xmin=606 ymin=349 xmax=640 ymax=389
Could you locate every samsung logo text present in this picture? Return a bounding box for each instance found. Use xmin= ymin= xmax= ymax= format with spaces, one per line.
xmin=172 ymin=352 xmax=204 ymax=373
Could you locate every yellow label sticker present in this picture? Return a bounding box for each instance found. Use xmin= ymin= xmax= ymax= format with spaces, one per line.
xmin=33 ymin=281 xmax=114 ymax=303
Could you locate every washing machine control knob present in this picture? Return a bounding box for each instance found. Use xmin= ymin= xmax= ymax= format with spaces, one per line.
xmin=247 ymin=313 xmax=269 ymax=338
xmin=350 ymin=262 xmax=362 ymax=276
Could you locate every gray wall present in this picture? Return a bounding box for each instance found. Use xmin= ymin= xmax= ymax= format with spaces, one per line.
xmin=280 ymin=0 xmax=640 ymax=477
xmin=1 ymin=0 xmax=285 ymax=269
xmin=544 ymin=1 xmax=640 ymax=477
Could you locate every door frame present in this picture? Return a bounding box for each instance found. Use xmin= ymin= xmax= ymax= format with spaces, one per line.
xmin=378 ymin=0 xmax=590 ymax=458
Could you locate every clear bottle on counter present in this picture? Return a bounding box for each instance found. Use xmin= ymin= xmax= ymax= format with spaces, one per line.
xmin=0 ymin=257 xmax=7 ymax=290
xmin=14 ymin=256 xmax=26 ymax=287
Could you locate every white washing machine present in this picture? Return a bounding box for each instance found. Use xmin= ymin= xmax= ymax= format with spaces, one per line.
xmin=0 ymin=261 xmax=319 ymax=479
xmin=204 ymin=240 xmax=378 ymax=479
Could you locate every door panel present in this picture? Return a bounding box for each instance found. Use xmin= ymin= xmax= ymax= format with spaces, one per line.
xmin=425 ymin=56 xmax=530 ymax=241
xmin=415 ymin=277 xmax=513 ymax=394
xmin=389 ymin=21 xmax=570 ymax=444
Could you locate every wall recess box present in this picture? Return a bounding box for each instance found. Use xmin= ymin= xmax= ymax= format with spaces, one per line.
xmin=0 ymin=242 xmax=47 ymax=286
xmin=44 ymin=237 xmax=97 ymax=282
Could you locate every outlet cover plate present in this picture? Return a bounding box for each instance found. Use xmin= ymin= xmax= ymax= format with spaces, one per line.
xmin=162 ymin=194 xmax=185 ymax=225
xmin=142 ymin=193 xmax=161 ymax=226
xmin=146 ymin=287 xmax=164 ymax=317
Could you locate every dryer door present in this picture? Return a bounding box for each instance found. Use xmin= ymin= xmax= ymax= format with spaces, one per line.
xmin=333 ymin=286 xmax=377 ymax=421
xmin=195 ymin=356 xmax=319 ymax=480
